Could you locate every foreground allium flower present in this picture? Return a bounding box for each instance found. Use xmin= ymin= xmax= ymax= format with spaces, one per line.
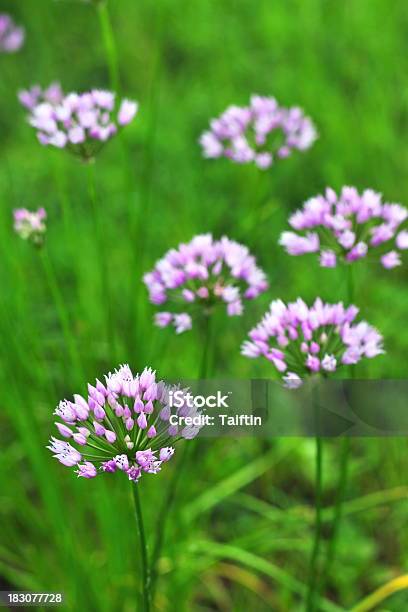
xmin=19 ymin=83 xmax=138 ymax=160
xmin=13 ymin=208 xmax=46 ymax=246
xmin=242 ymin=298 xmax=384 ymax=386
xmin=48 ymin=365 xmax=202 ymax=481
xmin=0 ymin=14 xmax=25 ymax=53
xmin=279 ymin=187 xmax=408 ymax=269
xmin=144 ymin=234 xmax=268 ymax=333
xmin=199 ymin=95 xmax=317 ymax=169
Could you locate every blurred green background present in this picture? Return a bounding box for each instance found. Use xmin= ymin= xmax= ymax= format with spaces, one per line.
xmin=0 ymin=0 xmax=407 ymax=610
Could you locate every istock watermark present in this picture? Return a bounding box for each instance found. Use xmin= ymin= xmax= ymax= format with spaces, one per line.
xmin=166 ymin=379 xmax=408 ymax=437
xmin=169 ymin=389 xmax=232 ymax=409
xmin=168 ymin=389 xmax=259 ymax=428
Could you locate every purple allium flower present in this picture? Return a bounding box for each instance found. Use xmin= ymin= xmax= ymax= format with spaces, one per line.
xmin=242 ymin=298 xmax=384 ymax=386
xmin=0 ymin=14 xmax=24 ymax=53
xmin=144 ymin=234 xmax=268 ymax=333
xmin=13 ymin=207 xmax=46 ymax=246
xmin=199 ymin=95 xmax=317 ymax=169
xmin=279 ymin=187 xmax=408 ymax=269
xmin=48 ymin=365 xmax=203 ymax=482
xmin=19 ymin=84 xmax=138 ymax=161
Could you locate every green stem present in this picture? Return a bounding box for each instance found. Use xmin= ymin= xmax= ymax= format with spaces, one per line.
xmin=305 ymin=398 xmax=323 ymax=612
xmin=199 ymin=313 xmax=214 ymax=380
xmin=53 ymin=156 xmax=73 ymax=238
xmin=347 ymin=264 xmax=354 ymax=304
xmin=323 ymin=437 xmax=350 ymax=585
xmin=238 ymin=169 xmax=270 ymax=245
xmin=87 ymin=164 xmax=116 ymax=357
xmin=149 ymin=442 xmax=190 ymax=598
xmin=130 ymin=7 xmax=164 ymax=364
xmin=149 ymin=316 xmax=213 ymax=598
xmin=97 ymin=2 xmax=120 ymax=93
xmin=321 ymin=265 xmax=354 ymax=589
xmin=40 ymin=248 xmax=84 ymax=381
xmin=132 ymin=485 xmax=150 ymax=612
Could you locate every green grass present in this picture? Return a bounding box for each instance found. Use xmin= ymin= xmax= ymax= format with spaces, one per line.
xmin=1 ymin=0 xmax=408 ymax=610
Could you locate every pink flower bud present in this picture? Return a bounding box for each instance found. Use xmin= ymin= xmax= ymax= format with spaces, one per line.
xmin=105 ymin=430 xmax=117 ymax=443
xmin=134 ymin=397 xmax=144 ymax=413
xmin=147 ymin=426 xmax=157 ymax=438
xmin=137 ymin=413 xmax=147 ymax=429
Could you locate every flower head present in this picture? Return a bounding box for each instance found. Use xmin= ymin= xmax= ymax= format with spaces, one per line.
xmin=144 ymin=234 xmax=268 ymax=333
xmin=242 ymin=298 xmax=384 ymax=386
xmin=0 ymin=14 xmax=24 ymax=53
xmin=13 ymin=208 xmax=46 ymax=246
xmin=199 ymin=95 xmax=317 ymax=169
xmin=19 ymin=84 xmax=138 ymax=161
xmin=279 ymin=187 xmax=408 ymax=269
xmin=48 ymin=365 xmax=202 ymax=482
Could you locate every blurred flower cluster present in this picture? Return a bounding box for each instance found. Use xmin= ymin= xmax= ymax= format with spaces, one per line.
xmin=19 ymin=83 xmax=138 ymax=160
xmin=242 ymin=298 xmax=384 ymax=387
xmin=280 ymin=187 xmax=408 ymax=269
xmin=200 ymin=95 xmax=317 ymax=169
xmin=48 ymin=365 xmax=202 ymax=481
xmin=144 ymin=234 xmax=268 ymax=333
xmin=13 ymin=208 xmax=47 ymax=246
xmin=0 ymin=14 xmax=24 ymax=53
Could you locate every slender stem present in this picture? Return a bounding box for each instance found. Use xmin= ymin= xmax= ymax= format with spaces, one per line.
xmin=305 ymin=397 xmax=323 ymax=612
xmin=97 ymin=2 xmax=120 ymax=93
xmin=149 ymin=316 xmax=213 ymax=598
xmin=321 ymin=265 xmax=354 ymax=589
xmin=40 ymin=248 xmax=84 ymax=380
xmin=53 ymin=156 xmax=72 ymax=238
xmin=149 ymin=442 xmax=190 ymax=598
xmin=347 ymin=264 xmax=354 ymax=303
xmin=87 ymin=164 xmax=116 ymax=357
xmin=323 ymin=437 xmax=350 ymax=580
xmin=346 ymin=265 xmax=356 ymax=381
xmin=130 ymin=7 xmax=164 ymax=362
xmin=199 ymin=313 xmax=213 ymax=380
xmin=132 ymin=485 xmax=150 ymax=612
xmin=237 ymin=169 xmax=269 ymax=245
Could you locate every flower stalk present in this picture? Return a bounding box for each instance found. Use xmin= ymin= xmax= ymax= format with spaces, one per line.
xmin=40 ymin=248 xmax=84 ymax=381
xmin=96 ymin=1 xmax=120 ymax=93
xmin=86 ymin=162 xmax=116 ymax=357
xmin=322 ymin=265 xmax=355 ymax=590
xmin=132 ymin=485 xmax=150 ymax=612
xmin=305 ymin=389 xmax=323 ymax=612
xmin=150 ymin=314 xmax=214 ymax=599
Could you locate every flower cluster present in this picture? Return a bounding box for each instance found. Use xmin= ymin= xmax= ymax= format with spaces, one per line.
xmin=279 ymin=187 xmax=408 ymax=269
xmin=19 ymin=83 xmax=138 ymax=160
xmin=242 ymin=298 xmax=384 ymax=387
xmin=144 ymin=234 xmax=268 ymax=333
xmin=199 ymin=95 xmax=317 ymax=169
xmin=0 ymin=14 xmax=24 ymax=53
xmin=48 ymin=365 xmax=202 ymax=481
xmin=13 ymin=208 xmax=47 ymax=246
